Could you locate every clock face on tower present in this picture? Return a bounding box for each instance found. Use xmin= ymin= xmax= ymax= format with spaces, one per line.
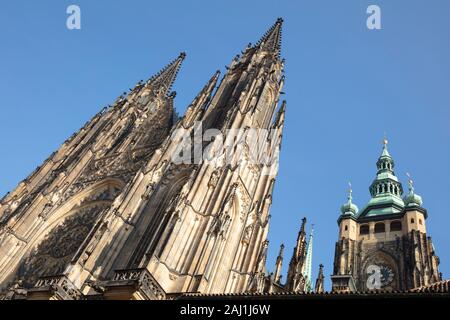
xmin=364 ymin=252 xmax=398 ymax=290
xmin=379 ymin=265 xmax=395 ymax=287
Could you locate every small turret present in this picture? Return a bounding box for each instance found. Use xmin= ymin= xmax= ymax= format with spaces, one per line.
xmin=403 ymin=173 xmax=423 ymax=207
xmin=315 ymin=264 xmax=325 ymax=293
xmin=340 ymin=183 xmax=358 ymax=216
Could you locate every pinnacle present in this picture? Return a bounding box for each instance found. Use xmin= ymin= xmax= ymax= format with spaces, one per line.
xmin=255 ymin=17 xmax=283 ymax=54
xmin=147 ymin=52 xmax=186 ymax=96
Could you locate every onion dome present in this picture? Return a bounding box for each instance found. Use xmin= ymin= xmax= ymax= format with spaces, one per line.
xmin=340 ymin=183 xmax=359 ymax=216
xmin=403 ymin=173 xmax=423 ymax=207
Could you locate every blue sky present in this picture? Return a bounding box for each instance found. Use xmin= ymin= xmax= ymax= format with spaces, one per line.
xmin=0 ymin=1 xmax=449 ymax=290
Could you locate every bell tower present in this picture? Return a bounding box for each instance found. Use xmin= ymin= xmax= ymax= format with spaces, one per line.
xmin=331 ymin=138 xmax=441 ymax=292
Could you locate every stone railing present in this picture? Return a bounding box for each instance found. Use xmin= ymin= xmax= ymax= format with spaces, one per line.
xmin=113 ymin=268 xmax=165 ymax=300
xmin=33 ymin=275 xmax=83 ymax=300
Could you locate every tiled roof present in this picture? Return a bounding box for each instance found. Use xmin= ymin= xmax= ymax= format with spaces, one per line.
xmin=179 ymin=279 xmax=450 ymax=298
xmin=410 ymin=279 xmax=450 ymax=293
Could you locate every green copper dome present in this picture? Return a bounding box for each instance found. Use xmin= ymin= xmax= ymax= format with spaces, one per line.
xmin=340 ymin=184 xmax=358 ymax=215
xmin=403 ymin=174 xmax=423 ymax=207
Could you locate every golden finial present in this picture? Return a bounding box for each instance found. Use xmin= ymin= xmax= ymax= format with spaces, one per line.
xmin=383 ymin=132 xmax=388 ymax=147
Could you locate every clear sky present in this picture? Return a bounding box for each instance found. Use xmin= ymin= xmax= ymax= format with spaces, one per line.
xmin=1 ymin=1 xmax=449 ymax=290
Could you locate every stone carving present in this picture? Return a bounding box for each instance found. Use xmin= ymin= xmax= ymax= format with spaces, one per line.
xmin=113 ymin=268 xmax=165 ymax=300
xmin=208 ymin=170 xmax=220 ymax=188
xmin=18 ymin=204 xmax=107 ymax=288
xmin=242 ymin=225 xmax=254 ymax=245
xmin=34 ymin=275 xmax=82 ymax=300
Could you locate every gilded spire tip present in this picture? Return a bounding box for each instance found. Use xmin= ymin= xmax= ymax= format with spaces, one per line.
xmin=406 ymin=172 xmax=414 ymax=192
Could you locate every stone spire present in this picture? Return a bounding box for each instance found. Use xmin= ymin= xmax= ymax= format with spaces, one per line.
xmin=273 ymin=244 xmax=284 ymax=284
xmin=254 ymin=17 xmax=283 ymax=55
xmin=146 ymin=52 xmax=186 ymax=96
xmin=286 ymin=217 xmax=308 ymax=291
xmin=315 ymin=264 xmax=324 ymax=293
xmin=182 ymin=70 xmax=220 ymax=128
xmin=303 ymin=226 xmax=314 ymax=292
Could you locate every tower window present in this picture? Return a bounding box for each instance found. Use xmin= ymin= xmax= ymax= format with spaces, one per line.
xmin=390 ymin=221 xmax=402 ymax=231
xmin=411 ymin=218 xmax=415 ymax=224
xmin=344 ymin=225 xmax=348 ymax=231
xmin=374 ymin=223 xmax=385 ymax=233
xmin=360 ymin=225 xmax=369 ymax=235
xmin=419 ymin=219 xmax=423 ymax=225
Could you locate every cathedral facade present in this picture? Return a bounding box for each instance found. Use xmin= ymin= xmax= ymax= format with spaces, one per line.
xmin=0 ymin=18 xmax=314 ymax=300
xmin=0 ymin=18 xmax=445 ymax=300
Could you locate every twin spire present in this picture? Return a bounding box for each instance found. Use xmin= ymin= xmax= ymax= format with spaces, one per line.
xmin=144 ymin=18 xmax=283 ymax=97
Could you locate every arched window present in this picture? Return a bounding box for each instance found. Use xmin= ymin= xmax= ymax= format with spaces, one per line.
xmin=390 ymin=221 xmax=402 ymax=231
xmin=419 ymin=219 xmax=423 ymax=225
xmin=411 ymin=218 xmax=415 ymax=224
xmin=344 ymin=225 xmax=348 ymax=231
xmin=374 ymin=222 xmax=385 ymax=233
xmin=360 ymin=225 xmax=369 ymax=235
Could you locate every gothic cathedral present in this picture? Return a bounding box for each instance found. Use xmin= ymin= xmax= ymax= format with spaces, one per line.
xmin=0 ymin=19 xmax=297 ymax=300
xmin=0 ymin=18 xmax=444 ymax=300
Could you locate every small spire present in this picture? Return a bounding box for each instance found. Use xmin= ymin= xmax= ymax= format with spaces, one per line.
xmin=278 ymin=243 xmax=285 ymax=258
xmin=403 ymin=172 xmax=423 ymax=207
xmin=300 ymin=217 xmax=307 ymax=233
xmin=254 ymin=18 xmax=283 ymax=54
xmin=348 ymin=182 xmax=353 ymax=203
xmin=274 ymin=244 xmax=284 ymax=283
xmin=406 ymin=172 xmax=414 ymax=193
xmin=146 ymin=52 xmax=186 ymax=97
xmin=381 ymin=134 xmax=391 ymax=157
xmin=341 ymin=182 xmax=358 ymax=216
xmin=315 ymin=264 xmax=325 ymax=293
xmin=303 ymin=225 xmax=314 ymax=292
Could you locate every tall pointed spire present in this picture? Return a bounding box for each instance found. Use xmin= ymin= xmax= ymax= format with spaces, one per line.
xmin=146 ymin=52 xmax=186 ymax=96
xmin=303 ymin=225 xmax=314 ymax=292
xmin=274 ymin=244 xmax=284 ymax=283
xmin=286 ymin=217 xmax=308 ymax=291
xmin=254 ymin=18 xmax=283 ymax=54
xmin=315 ymin=264 xmax=324 ymax=293
xmin=183 ymin=70 xmax=220 ymax=127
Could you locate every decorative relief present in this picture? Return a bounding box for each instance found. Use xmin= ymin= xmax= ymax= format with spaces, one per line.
xmin=18 ymin=203 xmax=108 ymax=288
xmin=113 ymin=268 xmax=165 ymax=300
xmin=208 ymin=170 xmax=220 ymax=188
xmin=34 ymin=275 xmax=82 ymax=300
